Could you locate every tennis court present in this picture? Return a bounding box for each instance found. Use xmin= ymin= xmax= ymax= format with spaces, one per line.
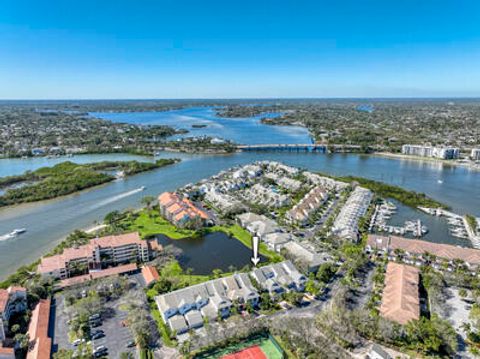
xmin=198 ymin=335 xmax=284 ymax=359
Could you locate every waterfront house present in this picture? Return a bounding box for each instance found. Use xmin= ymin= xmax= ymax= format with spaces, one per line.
xmin=332 ymin=187 xmax=373 ymax=241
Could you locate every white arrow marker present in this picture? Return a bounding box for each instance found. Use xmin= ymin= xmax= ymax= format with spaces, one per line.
xmin=251 ymin=236 xmax=260 ymax=266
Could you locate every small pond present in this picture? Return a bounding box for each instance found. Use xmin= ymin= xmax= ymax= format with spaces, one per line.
xmin=154 ymin=231 xmax=265 ymax=275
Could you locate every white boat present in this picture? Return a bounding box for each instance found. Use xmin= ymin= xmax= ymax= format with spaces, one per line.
xmin=437 ymin=179 xmax=443 ymax=184
xmin=140 ymin=186 xmax=146 ymax=191
xmin=10 ymin=228 xmax=26 ymax=236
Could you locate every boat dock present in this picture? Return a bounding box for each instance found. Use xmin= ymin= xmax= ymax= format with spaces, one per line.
xmin=418 ymin=207 xmax=480 ymax=248
xmin=370 ymin=202 xmax=428 ymax=237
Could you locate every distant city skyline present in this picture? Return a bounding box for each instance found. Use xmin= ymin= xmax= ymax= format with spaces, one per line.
xmin=1 ymin=0 xmax=480 ymax=99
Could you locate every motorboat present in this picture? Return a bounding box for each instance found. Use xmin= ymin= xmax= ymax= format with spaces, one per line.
xmin=10 ymin=228 xmax=26 ymax=236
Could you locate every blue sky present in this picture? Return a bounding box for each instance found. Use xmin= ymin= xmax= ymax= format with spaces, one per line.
xmin=1 ymin=0 xmax=480 ymax=99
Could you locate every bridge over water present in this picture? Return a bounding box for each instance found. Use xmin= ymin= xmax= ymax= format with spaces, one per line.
xmin=237 ymin=143 xmax=328 ymax=152
xmin=237 ymin=143 xmax=363 ymax=152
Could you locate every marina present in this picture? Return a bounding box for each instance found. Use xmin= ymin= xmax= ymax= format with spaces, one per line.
xmin=370 ymin=201 xmax=428 ymax=237
xmin=418 ymin=207 xmax=480 ymax=248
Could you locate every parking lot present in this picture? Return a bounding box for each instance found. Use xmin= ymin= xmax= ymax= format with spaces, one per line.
xmin=91 ymin=302 xmax=137 ymax=358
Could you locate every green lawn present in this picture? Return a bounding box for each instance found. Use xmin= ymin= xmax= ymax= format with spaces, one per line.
xmin=130 ymin=210 xmax=195 ymax=239
xmin=209 ymin=224 xmax=284 ymax=263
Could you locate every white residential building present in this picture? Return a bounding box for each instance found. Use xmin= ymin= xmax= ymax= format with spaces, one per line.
xmin=155 ymin=273 xmax=259 ymax=335
xmin=402 ymin=144 xmax=459 ymax=160
xmin=332 ymin=187 xmax=373 ymax=241
xmin=471 ymin=148 xmax=480 ymax=161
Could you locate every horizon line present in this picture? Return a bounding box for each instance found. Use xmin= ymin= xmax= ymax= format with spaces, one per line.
xmin=1 ymin=96 xmax=480 ymax=102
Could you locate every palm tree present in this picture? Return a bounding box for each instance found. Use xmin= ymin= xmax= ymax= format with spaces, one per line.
xmin=141 ymin=195 xmax=155 ymax=210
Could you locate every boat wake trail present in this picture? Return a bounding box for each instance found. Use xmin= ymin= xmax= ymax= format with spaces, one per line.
xmin=0 ymin=234 xmax=13 ymax=242
xmin=89 ymin=187 xmax=145 ymax=210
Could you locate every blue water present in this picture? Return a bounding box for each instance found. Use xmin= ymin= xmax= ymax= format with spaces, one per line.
xmin=90 ymin=107 xmax=312 ymax=145
xmin=0 ymin=107 xmax=479 ymax=278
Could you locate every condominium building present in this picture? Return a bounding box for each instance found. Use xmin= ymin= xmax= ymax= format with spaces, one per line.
xmin=380 ymin=262 xmax=420 ymax=325
xmin=401 ymin=144 xmax=459 ymax=160
xmin=471 ymin=148 xmax=480 ymax=161
xmin=366 ymin=234 xmax=480 ymax=270
xmin=37 ymin=232 xmax=150 ymax=279
xmin=158 ymin=192 xmax=209 ymax=228
xmin=0 ymin=287 xmax=27 ymax=342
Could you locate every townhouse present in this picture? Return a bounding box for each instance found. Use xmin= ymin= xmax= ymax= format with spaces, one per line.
xmin=37 ymin=232 xmax=151 ymax=279
xmin=264 ymin=172 xmax=302 ymax=192
xmin=251 ymin=260 xmax=307 ymax=298
xmin=332 ymin=186 xmax=373 ymax=241
xmin=287 ymin=186 xmax=329 ymax=225
xmin=155 ymin=261 xmax=305 ymax=337
xmin=158 ymin=192 xmax=210 ymax=228
xmin=283 ymin=241 xmax=331 ymax=272
xmin=155 ymin=273 xmax=259 ymax=335
xmin=303 ymin=172 xmax=348 ymax=191
xmin=242 ymin=183 xmax=291 ymax=208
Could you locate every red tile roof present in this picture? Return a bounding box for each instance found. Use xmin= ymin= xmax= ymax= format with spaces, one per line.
xmin=38 ymin=232 xmax=143 ymax=275
xmin=141 ymin=266 xmax=160 ymax=286
xmin=158 ymin=192 xmax=209 ymax=222
xmin=58 ymin=263 xmax=138 ymax=288
xmin=380 ymin=262 xmax=420 ymax=325
xmin=0 ymin=286 xmax=26 ymax=313
xmin=26 ymin=299 xmax=51 ymax=359
xmin=0 ymin=343 xmax=14 ymax=356
xmin=368 ymin=234 xmax=480 ymax=265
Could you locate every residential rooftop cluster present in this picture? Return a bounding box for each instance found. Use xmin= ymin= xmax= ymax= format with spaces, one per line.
xmin=155 ymin=261 xmax=305 ymax=337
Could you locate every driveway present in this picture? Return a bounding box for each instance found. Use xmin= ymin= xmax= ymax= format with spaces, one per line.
xmin=51 ymin=294 xmax=71 ymax=354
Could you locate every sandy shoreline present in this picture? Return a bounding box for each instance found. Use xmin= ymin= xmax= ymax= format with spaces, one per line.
xmin=372 ymin=152 xmax=480 ymax=172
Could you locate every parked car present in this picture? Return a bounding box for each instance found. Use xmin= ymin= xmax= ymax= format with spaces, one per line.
xmin=72 ymin=339 xmax=83 ymax=346
xmin=126 ymin=340 xmax=136 ymax=348
xmin=89 ymin=314 xmax=101 ymax=321
xmin=91 ymin=332 xmax=105 ymax=340
xmin=94 ymin=346 xmax=108 ymax=357
xmin=90 ymin=320 xmax=102 ymax=328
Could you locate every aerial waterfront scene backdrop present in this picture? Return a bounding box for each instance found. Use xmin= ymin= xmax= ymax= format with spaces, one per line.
xmin=0 ymin=109 xmax=479 ymax=279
